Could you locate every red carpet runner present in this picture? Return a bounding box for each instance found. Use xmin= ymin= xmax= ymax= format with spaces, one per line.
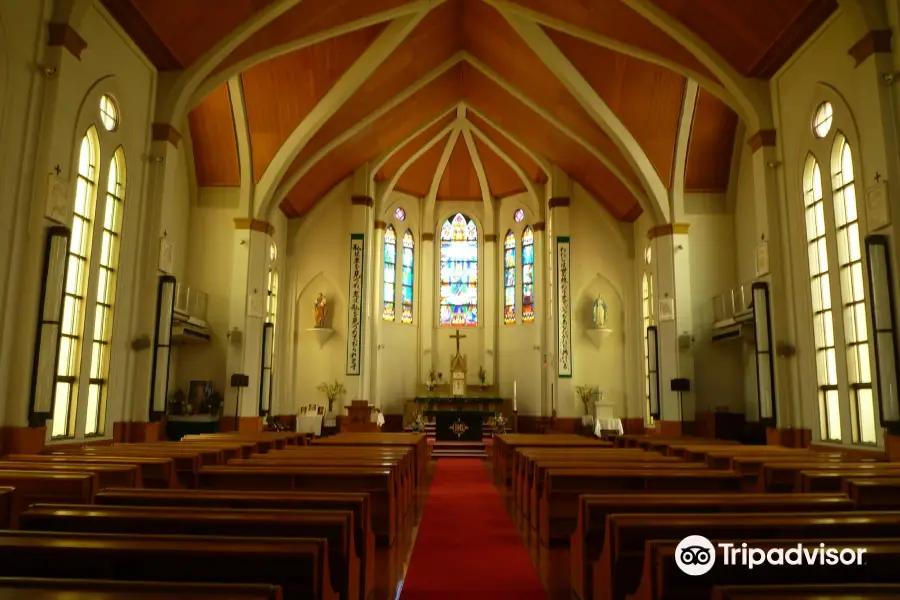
xmin=400 ymin=459 xmax=549 ymax=600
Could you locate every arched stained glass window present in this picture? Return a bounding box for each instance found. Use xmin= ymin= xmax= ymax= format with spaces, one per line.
xmin=383 ymin=225 xmax=396 ymax=322
xmin=401 ymin=230 xmax=414 ymax=324
xmin=522 ymin=225 xmax=534 ymax=323
xmin=504 ymin=230 xmax=516 ymax=325
xmin=440 ymin=213 xmax=478 ymax=326
xmin=54 ymin=127 xmax=101 ymax=438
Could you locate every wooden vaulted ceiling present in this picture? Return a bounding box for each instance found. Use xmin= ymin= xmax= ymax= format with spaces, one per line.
xmin=105 ymin=0 xmax=837 ymax=220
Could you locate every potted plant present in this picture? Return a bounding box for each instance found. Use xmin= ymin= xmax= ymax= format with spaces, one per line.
xmin=317 ymin=379 xmax=346 ymax=412
xmin=478 ymin=366 xmax=487 ymax=390
xmin=575 ymin=385 xmax=597 ymax=416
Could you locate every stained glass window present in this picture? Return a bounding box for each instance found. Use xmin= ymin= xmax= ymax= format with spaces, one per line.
xmin=401 ymin=230 xmax=414 ymax=324
xmin=395 ymin=207 xmax=406 ymax=221
xmin=440 ymin=213 xmax=478 ymax=326
xmin=522 ymin=225 xmax=534 ymax=323
xmin=382 ymin=225 xmax=396 ymax=322
xmin=99 ymin=95 xmax=118 ymax=132
xmin=504 ymin=230 xmax=516 ymax=325
xmin=514 ymin=208 xmax=525 ymax=223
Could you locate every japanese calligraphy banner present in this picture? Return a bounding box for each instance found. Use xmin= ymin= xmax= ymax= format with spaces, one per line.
xmin=346 ymin=233 xmax=365 ymax=376
xmin=556 ymin=236 xmax=572 ymax=378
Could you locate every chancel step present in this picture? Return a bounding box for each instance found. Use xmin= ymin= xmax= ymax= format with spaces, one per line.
xmin=430 ymin=441 xmax=487 ymax=459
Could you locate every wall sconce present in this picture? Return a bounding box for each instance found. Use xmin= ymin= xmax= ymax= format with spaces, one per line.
xmin=647 ymin=325 xmax=661 ymax=419
xmin=751 ymin=281 xmax=777 ymax=425
xmin=259 ymin=323 xmax=274 ymax=416
xmin=865 ymin=235 xmax=900 ymax=430
xmin=28 ymin=226 xmax=70 ymax=426
xmin=148 ymin=275 xmax=176 ymax=421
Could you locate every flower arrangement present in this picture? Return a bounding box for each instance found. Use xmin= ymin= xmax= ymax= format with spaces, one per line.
xmin=425 ymin=369 xmax=443 ymax=391
xmin=575 ymin=385 xmax=597 ymax=416
xmin=478 ymin=366 xmax=487 ymax=388
xmin=317 ymin=379 xmax=345 ymax=412
xmin=494 ymin=412 xmax=508 ymax=434
xmin=411 ymin=412 xmax=426 ymax=434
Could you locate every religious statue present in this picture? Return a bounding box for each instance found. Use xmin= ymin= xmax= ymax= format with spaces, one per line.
xmin=314 ymin=293 xmax=328 ymax=328
xmin=592 ymin=295 xmax=608 ymax=328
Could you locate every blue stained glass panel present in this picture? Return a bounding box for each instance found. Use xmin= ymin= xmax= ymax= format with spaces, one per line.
xmin=523 ymin=263 xmax=533 ymax=284
xmin=523 ymin=284 xmax=534 ymax=303
xmin=440 ymin=214 xmax=478 ymax=325
xmin=505 ymin=286 xmax=515 ymax=306
xmin=504 ymin=268 xmax=515 ymax=287
xmin=383 ymin=225 xmax=397 ymax=322
xmin=384 ymin=244 xmax=395 ymax=264
xmin=384 ymin=264 xmax=395 ymax=284
xmin=402 ymin=285 xmax=413 ymax=303
xmin=522 ymin=244 xmax=534 ymax=264
xmin=522 ymin=225 xmax=534 ymax=323
xmin=504 ymin=248 xmax=515 ymax=268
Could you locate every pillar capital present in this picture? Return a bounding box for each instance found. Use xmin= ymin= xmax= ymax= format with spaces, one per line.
xmin=548 ymin=197 xmax=570 ymax=209
xmin=848 ymin=29 xmax=892 ymax=66
xmin=647 ymin=223 xmax=690 ymax=238
xmin=422 ymin=233 xmax=434 ymax=242
xmin=151 ymin=123 xmax=182 ymax=148
xmin=47 ymin=22 xmax=87 ymax=59
xmin=532 ymin=222 xmax=545 ymax=232
xmin=374 ymin=220 xmax=387 ymax=230
xmin=747 ymin=130 xmax=777 ymax=152
xmin=233 ymin=218 xmax=274 ymax=236
xmin=350 ymin=195 xmax=374 ymax=207
xmin=485 ymin=234 xmax=498 ymax=243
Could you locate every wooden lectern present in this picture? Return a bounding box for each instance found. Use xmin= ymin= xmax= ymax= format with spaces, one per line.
xmin=343 ymin=400 xmax=378 ymax=433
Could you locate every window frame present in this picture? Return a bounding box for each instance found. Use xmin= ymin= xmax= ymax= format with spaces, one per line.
xmin=522 ymin=225 xmax=535 ymax=323
xmin=400 ymin=229 xmax=415 ymax=325
xmin=382 ymin=225 xmax=397 ymax=322
xmin=437 ymin=213 xmax=480 ymax=327
xmin=504 ymin=229 xmax=516 ymax=325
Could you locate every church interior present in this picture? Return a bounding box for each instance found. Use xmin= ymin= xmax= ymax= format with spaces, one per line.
xmin=3 ymin=0 xmax=900 ymax=598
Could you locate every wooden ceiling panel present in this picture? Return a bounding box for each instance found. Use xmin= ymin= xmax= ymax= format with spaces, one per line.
xmin=651 ymin=0 xmax=837 ymax=77
xmin=507 ymin=0 xmax=717 ymax=81
xmin=462 ymin=0 xmax=637 ymax=184
xmin=123 ymin=0 xmax=273 ymax=67
xmin=188 ymin=83 xmax=240 ymax=186
xmin=463 ymin=64 xmax=639 ymax=220
xmin=376 ymin=113 xmax=456 ymax=183
xmin=294 ymin=1 xmax=464 ymax=171
xmin=242 ymin=25 xmax=385 ymax=182
xmin=472 ymin=136 xmax=527 ymax=198
xmin=217 ymin=0 xmax=414 ymax=76
xmin=282 ymin=65 xmax=463 ymax=216
xmin=467 ymin=113 xmax=547 ymax=184
xmin=546 ymin=28 xmax=685 ymax=188
xmin=684 ymin=89 xmax=739 ymax=192
xmin=437 ymin=135 xmax=482 ymax=200
xmin=395 ymin=132 xmax=451 ymax=198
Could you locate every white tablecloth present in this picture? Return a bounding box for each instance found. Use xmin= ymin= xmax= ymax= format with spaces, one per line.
xmin=594 ymin=418 xmax=624 ymax=436
xmin=296 ymin=414 xmax=323 ymax=435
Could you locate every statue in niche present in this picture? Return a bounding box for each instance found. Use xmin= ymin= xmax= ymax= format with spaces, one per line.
xmin=592 ymin=295 xmax=608 ymax=328
xmin=314 ymin=293 xmax=328 ymax=328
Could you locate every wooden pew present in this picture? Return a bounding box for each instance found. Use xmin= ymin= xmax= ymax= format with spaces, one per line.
xmin=843 ymin=478 xmax=900 ymax=510
xmin=800 ymin=469 xmax=900 ymax=493
xmin=94 ymin=487 xmax=374 ymax=600
xmin=0 ymin=488 xmax=15 ymax=528
xmin=712 ymin=583 xmax=900 ymax=599
xmin=707 ymin=451 xmax=849 ymax=470
xmin=540 ymin=469 xmax=742 ymax=547
xmin=312 ymin=434 xmax=427 ymax=488
xmin=0 ymin=578 xmax=282 ymax=600
xmin=667 ymin=444 xmax=804 ymax=462
xmin=0 ymin=461 xmax=141 ymax=489
xmin=594 ymin=512 xmax=900 ymax=600
xmin=569 ymin=493 xmax=856 ymax=600
xmin=113 ymin=441 xmax=248 ymax=461
xmin=0 ymin=472 xmax=95 ymax=524
xmin=7 ymin=454 xmax=175 ymax=488
xmin=762 ymin=462 xmax=900 ymax=492
xmin=21 ymin=504 xmax=359 ymax=600
xmin=181 ymin=432 xmax=302 ymax=453
xmin=197 ymin=466 xmax=397 ymax=546
xmin=51 ymin=447 xmax=204 ymax=487
xmin=631 ymin=539 xmax=900 ymax=600
xmin=0 ymin=531 xmax=335 ymax=600
xmin=492 ymin=434 xmax=613 ymax=486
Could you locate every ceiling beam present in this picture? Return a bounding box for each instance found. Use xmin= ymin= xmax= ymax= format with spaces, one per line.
xmin=423 ymin=128 xmax=461 ymax=227
xmin=464 ymin=120 xmax=539 ymax=214
xmin=371 ymin=105 xmax=458 ymax=178
xmin=189 ymin=0 xmax=440 ymax=109
xmin=461 ymin=124 xmax=495 ymax=233
xmin=499 ymin=14 xmax=669 ymax=224
xmin=270 ymin=52 xmax=463 ymax=209
xmin=670 ymin=80 xmax=699 ymax=221
xmin=463 ymin=103 xmax=551 ymax=176
xmin=254 ymin=11 xmax=430 ymax=218
xmin=227 ymin=76 xmax=255 ymax=216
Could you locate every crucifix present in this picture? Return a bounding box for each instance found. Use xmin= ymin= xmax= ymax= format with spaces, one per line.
xmin=450 ymin=329 xmax=466 ymax=357
xmin=449 ymin=330 xmax=468 ymax=396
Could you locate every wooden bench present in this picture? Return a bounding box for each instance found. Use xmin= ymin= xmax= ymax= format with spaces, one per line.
xmin=94 ymin=487 xmax=374 ymax=600
xmin=762 ymin=462 xmax=900 ymax=492
xmin=20 ymin=503 xmax=359 ymax=600
xmin=0 ymin=488 xmax=15 ymax=528
xmin=492 ymin=434 xmax=613 ymax=486
xmin=569 ymin=493 xmax=856 ymax=600
xmin=708 ymin=452 xmax=850 ymax=470
xmin=0 ymin=530 xmax=336 ymax=600
xmin=52 ymin=448 xmax=204 ymax=487
xmin=799 ymin=469 xmax=900 ymax=493
xmin=666 ymin=444 xmax=803 ymax=462
xmin=0 ymin=471 xmax=95 ymax=524
xmin=312 ymin=434 xmax=427 ymax=488
xmin=0 ymin=578 xmax=282 ymax=600
xmin=197 ymin=466 xmax=397 ymax=546
xmin=594 ymin=512 xmax=900 ymax=600
xmin=843 ymin=478 xmax=900 ymax=510
xmin=540 ymin=469 xmax=742 ymax=547
xmin=631 ymin=539 xmax=900 ymax=600
xmin=0 ymin=461 xmax=141 ymax=489
xmin=182 ymin=432 xmax=303 ymax=453
xmin=711 ymin=583 xmax=900 ymax=599
xmin=6 ymin=454 xmax=175 ymax=488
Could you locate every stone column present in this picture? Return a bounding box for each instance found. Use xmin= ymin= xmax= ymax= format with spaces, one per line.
xmin=549 ymin=196 xmax=572 ymax=416
xmin=483 ymin=233 xmax=497 ymax=385
xmin=372 ymin=220 xmax=386 ymax=408
xmin=533 ymin=221 xmax=547 ymax=415
xmin=420 ymin=232 xmax=435 ymax=383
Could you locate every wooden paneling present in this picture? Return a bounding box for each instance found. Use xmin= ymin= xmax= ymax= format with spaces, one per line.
xmin=282 ymin=65 xmax=463 ymax=216
xmin=463 ymin=64 xmax=639 ymax=220
xmin=472 ymin=136 xmax=526 ymax=198
xmin=187 ymin=83 xmax=240 ymax=186
xmin=652 ymin=0 xmax=838 ymax=77
xmin=217 ymin=0 xmax=413 ymax=75
xmin=547 ymin=28 xmax=685 ymax=188
xmin=467 ymin=113 xmax=547 ymax=183
xmin=124 ymin=0 xmax=273 ymax=67
xmin=437 ymin=135 xmax=482 ymax=200
xmin=684 ymin=89 xmax=739 ymax=192
xmin=394 ymin=133 xmax=450 ymax=198
xmin=507 ymin=0 xmax=717 ymax=81
xmin=376 ymin=113 xmax=456 ymax=184
xmin=462 ymin=0 xmax=637 ymax=185
xmin=291 ymin=1 xmax=463 ymax=174
xmin=242 ymin=24 xmax=384 ymax=182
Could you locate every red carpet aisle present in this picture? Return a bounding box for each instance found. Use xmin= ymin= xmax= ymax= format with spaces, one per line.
xmin=399 ymin=459 xmax=549 ymax=600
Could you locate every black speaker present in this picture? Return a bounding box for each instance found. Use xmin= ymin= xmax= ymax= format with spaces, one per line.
xmin=230 ymin=374 xmax=249 ymax=387
xmin=670 ymin=378 xmax=691 ymax=392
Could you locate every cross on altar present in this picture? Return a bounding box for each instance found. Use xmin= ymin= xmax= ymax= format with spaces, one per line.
xmin=450 ymin=329 xmax=466 ymax=356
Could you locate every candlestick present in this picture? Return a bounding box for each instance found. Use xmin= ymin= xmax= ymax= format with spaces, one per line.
xmin=513 ymin=380 xmax=517 ymax=400
xmin=513 ymin=397 xmax=517 ymax=412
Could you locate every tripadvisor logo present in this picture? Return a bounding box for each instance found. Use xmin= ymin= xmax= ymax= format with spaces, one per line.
xmin=675 ymin=535 xmax=868 ymax=576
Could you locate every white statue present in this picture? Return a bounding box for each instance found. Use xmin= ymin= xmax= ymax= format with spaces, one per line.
xmin=592 ymin=295 xmax=608 ymax=328
xmin=314 ymin=293 xmax=328 ymax=328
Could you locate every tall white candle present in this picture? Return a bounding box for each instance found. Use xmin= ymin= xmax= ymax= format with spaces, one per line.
xmin=513 ymin=381 xmax=517 ymax=412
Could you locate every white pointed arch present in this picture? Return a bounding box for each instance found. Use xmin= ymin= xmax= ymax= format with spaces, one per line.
xmin=464 ymin=120 xmax=539 ymax=217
